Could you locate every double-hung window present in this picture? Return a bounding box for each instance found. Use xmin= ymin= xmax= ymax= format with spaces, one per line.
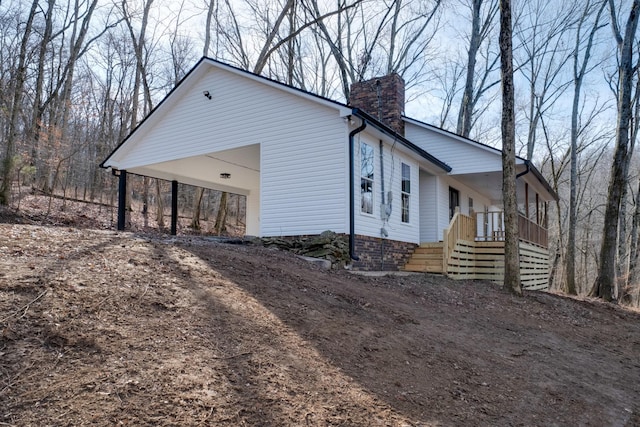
xmin=401 ymin=162 xmax=410 ymax=223
xmin=361 ymin=143 xmax=374 ymax=214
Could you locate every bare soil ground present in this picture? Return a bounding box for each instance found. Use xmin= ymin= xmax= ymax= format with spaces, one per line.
xmin=1 ymin=197 xmax=640 ymax=426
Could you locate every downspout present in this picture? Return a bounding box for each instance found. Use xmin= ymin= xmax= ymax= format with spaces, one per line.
xmin=349 ymin=117 xmax=367 ymax=261
xmin=379 ymin=140 xmax=386 ymax=209
xmin=516 ymin=160 xmax=533 ymax=223
xmin=379 ymin=140 xmax=386 ymax=270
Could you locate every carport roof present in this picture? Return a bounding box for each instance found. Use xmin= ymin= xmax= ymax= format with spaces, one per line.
xmin=100 ymin=57 xmax=451 ymax=174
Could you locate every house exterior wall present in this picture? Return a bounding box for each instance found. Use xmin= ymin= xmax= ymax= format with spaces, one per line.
xmin=109 ymin=65 xmax=350 ymax=237
xmin=353 ymin=132 xmax=420 ymax=245
xmin=260 ymin=113 xmax=347 ymax=236
xmin=418 ymin=175 xmax=493 ymax=243
xmin=419 ymin=172 xmax=438 ymax=242
xmin=404 ymin=122 xmax=502 ymax=174
xmin=111 ymin=69 xmax=277 ymax=168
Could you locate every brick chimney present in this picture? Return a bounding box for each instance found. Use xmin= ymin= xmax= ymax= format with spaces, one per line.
xmin=349 ymin=74 xmax=405 ymax=136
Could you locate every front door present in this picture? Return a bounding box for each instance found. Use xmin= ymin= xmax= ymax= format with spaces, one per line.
xmin=449 ymin=187 xmax=460 ymax=219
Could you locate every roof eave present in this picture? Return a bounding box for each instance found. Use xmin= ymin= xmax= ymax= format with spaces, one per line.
xmin=524 ymin=159 xmax=559 ymax=201
xmin=352 ymin=109 xmax=452 ymax=173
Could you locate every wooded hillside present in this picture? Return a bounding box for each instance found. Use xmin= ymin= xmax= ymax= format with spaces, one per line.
xmin=2 ymin=0 xmax=640 ymax=303
xmin=1 ymin=201 xmax=639 ymax=426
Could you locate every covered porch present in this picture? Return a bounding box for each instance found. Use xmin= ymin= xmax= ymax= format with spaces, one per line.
xmin=404 ymin=209 xmax=550 ymax=290
xmin=406 ymin=163 xmax=555 ymax=290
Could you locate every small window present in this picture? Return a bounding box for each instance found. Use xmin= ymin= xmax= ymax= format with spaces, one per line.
xmin=361 ymin=143 xmax=374 ymax=214
xmin=401 ymin=162 xmax=410 ymax=223
xmin=468 ymin=197 xmax=474 ymax=215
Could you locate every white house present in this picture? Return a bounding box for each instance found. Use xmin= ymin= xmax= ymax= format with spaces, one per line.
xmin=101 ymin=57 xmax=557 ymax=289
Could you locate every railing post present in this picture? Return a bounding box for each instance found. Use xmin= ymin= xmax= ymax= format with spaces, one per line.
xmin=117 ymin=170 xmax=127 ymax=231
xmin=484 ymin=207 xmax=488 ymax=241
xmin=443 ymin=227 xmax=449 ymax=275
xmin=171 ymin=180 xmax=178 ymax=236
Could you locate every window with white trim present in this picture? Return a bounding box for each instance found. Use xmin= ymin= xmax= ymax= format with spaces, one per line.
xmin=401 ymin=162 xmax=410 ymax=223
xmin=360 ymin=143 xmax=374 ymax=214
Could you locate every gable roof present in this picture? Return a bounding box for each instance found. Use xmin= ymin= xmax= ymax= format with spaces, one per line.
xmin=403 ymin=116 xmax=518 ymax=159
xmin=101 ymin=57 xmax=450 ymax=173
xmin=403 ymin=116 xmax=558 ymax=201
xmin=101 ymin=56 xmax=555 ymax=200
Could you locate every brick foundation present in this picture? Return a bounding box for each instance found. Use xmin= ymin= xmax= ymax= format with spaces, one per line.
xmin=261 ymin=232 xmax=416 ymax=271
xmin=351 ymin=234 xmax=417 ymax=271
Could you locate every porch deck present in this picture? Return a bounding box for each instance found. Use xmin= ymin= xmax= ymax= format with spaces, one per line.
xmin=403 ymin=210 xmax=550 ymax=290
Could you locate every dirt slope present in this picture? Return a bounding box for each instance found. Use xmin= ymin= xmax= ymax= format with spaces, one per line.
xmin=1 ymin=210 xmax=640 ymax=425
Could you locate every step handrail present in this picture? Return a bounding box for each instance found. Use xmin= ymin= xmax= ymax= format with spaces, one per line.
xmin=442 ymin=208 xmax=476 ymax=274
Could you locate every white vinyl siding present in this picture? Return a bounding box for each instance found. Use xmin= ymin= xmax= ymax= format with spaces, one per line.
xmin=419 ymin=172 xmax=438 ymax=242
xmin=354 ymin=133 xmax=419 ymax=244
xmin=260 ymin=108 xmax=347 ymax=237
xmin=404 ymin=122 xmax=502 ymax=174
xmin=386 ymin=156 xmax=419 ymax=243
xmin=108 ymin=64 xmax=349 ymax=237
xmin=110 ymin=67 xmax=345 ymax=172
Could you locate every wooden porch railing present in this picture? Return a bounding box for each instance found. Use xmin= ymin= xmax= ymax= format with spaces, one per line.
xmin=517 ymin=214 xmax=548 ymax=247
xmin=474 ymin=210 xmax=548 ymax=248
xmin=442 ymin=208 xmax=476 ymax=272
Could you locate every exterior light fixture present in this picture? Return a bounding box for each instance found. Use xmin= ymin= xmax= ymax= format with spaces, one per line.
xmin=203 ymin=90 xmax=211 ymax=99
xmin=220 ymin=173 xmax=231 ymax=179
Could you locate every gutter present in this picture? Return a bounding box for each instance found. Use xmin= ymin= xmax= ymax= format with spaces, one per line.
xmin=351 ymin=108 xmax=452 ymax=173
xmin=516 ymin=161 xmax=531 ymax=179
xmin=349 ymin=118 xmax=367 ymax=261
xmin=516 ymin=159 xmax=559 ymax=201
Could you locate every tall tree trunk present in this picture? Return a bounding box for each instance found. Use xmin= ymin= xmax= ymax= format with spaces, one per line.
xmin=203 ymin=0 xmax=216 ymax=56
xmin=0 ymin=0 xmax=39 ymax=205
xmin=566 ymin=0 xmax=607 ymax=295
xmin=624 ymin=180 xmax=640 ymax=304
xmin=156 ymin=179 xmax=165 ymax=228
xmin=142 ymin=176 xmax=149 ymax=227
xmin=191 ymin=187 xmax=204 ymax=230
xmin=122 ymin=0 xmax=154 ymax=224
xmin=214 ymin=191 xmax=228 ymax=235
xmin=499 ymin=0 xmax=522 ymax=295
xmin=592 ymin=0 xmax=640 ymax=301
xmin=458 ymin=0 xmax=483 ymax=138
xmin=29 ymin=0 xmax=55 ymax=189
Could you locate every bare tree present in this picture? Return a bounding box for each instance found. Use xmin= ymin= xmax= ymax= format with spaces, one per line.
xmin=592 ymin=0 xmax=640 ymax=301
xmin=120 ymin=0 xmax=155 ymax=225
xmin=457 ymin=0 xmax=499 ymax=138
xmin=308 ymin=0 xmax=441 ymax=101
xmin=515 ymin=0 xmax=577 ymax=161
xmin=566 ymin=0 xmax=608 ymax=295
xmin=0 ymin=0 xmax=38 ymax=205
